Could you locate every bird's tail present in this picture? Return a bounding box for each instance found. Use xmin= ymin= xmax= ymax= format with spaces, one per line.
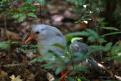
xmin=87 ymin=57 xmax=105 ymax=73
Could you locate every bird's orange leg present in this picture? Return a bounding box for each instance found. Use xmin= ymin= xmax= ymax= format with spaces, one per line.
xmin=60 ymin=71 xmax=69 ymax=81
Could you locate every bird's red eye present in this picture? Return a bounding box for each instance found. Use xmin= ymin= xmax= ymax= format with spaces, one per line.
xmin=35 ymin=31 xmax=39 ymax=34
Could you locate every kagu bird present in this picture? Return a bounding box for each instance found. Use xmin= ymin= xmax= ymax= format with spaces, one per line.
xmin=25 ymin=24 xmax=66 ymax=61
xmin=24 ymin=24 xmax=100 ymax=81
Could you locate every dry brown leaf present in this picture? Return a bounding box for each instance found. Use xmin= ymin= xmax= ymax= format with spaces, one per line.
xmin=1 ymin=28 xmax=21 ymax=40
xmin=6 ymin=30 xmax=21 ymax=40
xmin=0 ymin=70 xmax=8 ymax=78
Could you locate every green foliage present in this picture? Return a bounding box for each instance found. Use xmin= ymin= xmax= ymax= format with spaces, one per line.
xmin=0 ymin=0 xmax=11 ymax=12
xmin=66 ymin=29 xmax=121 ymax=63
xmin=11 ymin=3 xmax=37 ymax=22
xmin=0 ymin=41 xmax=38 ymax=53
xmin=107 ymin=42 xmax=121 ymax=62
xmin=0 ymin=0 xmax=46 ymax=22
xmin=88 ymin=42 xmax=112 ymax=55
xmin=0 ymin=41 xmax=20 ymax=51
xmin=66 ymin=29 xmax=106 ymax=43
xmin=0 ymin=41 xmax=11 ymax=51
xmin=17 ymin=44 xmax=38 ymax=54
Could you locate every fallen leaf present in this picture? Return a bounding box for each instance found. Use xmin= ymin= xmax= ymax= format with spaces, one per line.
xmin=47 ymin=72 xmax=55 ymax=81
xmin=6 ymin=30 xmax=21 ymax=40
xmin=10 ymin=75 xmax=23 ymax=81
xmin=1 ymin=28 xmax=21 ymax=40
xmin=0 ymin=70 xmax=8 ymax=78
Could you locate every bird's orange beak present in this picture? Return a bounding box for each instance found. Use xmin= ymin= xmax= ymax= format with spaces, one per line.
xmin=23 ymin=33 xmax=36 ymax=44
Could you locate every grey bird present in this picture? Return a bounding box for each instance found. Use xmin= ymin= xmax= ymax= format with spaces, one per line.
xmin=25 ymin=24 xmax=66 ymax=61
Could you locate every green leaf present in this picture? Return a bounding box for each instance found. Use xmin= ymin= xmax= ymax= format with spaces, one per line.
xmin=86 ymin=29 xmax=99 ymax=39
xmin=102 ymin=31 xmax=121 ymax=37
xmin=27 ymin=13 xmax=37 ymax=18
xmin=109 ymin=44 xmax=121 ymax=62
xmin=12 ymin=14 xmax=20 ymax=19
xmin=42 ymin=63 xmax=54 ymax=69
xmin=31 ymin=56 xmax=45 ymax=63
xmin=88 ymin=45 xmax=105 ymax=54
xmin=101 ymin=27 xmax=119 ymax=31
xmin=0 ymin=41 xmax=11 ymax=51
xmin=104 ymin=42 xmax=113 ymax=51
xmin=18 ymin=14 xmax=26 ymax=22
xmin=87 ymin=36 xmax=96 ymax=42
